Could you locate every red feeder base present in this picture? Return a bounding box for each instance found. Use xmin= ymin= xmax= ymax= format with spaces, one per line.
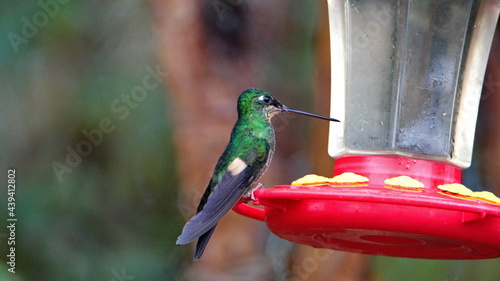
xmin=232 ymin=156 xmax=500 ymax=259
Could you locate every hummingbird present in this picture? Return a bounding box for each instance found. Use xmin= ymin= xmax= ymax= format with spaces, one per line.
xmin=176 ymin=88 xmax=339 ymax=259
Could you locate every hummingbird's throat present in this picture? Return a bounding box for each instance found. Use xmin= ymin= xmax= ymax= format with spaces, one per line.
xmin=266 ymin=107 xmax=283 ymax=119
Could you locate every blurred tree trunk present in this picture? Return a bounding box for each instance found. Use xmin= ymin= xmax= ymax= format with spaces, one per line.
xmin=478 ymin=24 xmax=500 ymax=192
xmin=147 ymin=1 xmax=287 ymax=280
xmin=288 ymin=2 xmax=373 ymax=281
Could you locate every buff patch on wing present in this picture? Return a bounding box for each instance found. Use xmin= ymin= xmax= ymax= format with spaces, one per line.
xmin=227 ymin=157 xmax=248 ymax=176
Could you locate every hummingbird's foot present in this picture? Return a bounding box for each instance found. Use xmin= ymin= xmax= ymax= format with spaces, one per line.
xmin=250 ymin=182 xmax=264 ymax=201
xmin=242 ymin=183 xmax=263 ymax=202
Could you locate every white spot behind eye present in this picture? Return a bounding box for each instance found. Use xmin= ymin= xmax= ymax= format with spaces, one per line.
xmin=258 ymin=95 xmax=272 ymax=104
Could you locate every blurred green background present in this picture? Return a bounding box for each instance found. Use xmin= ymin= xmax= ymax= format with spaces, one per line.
xmin=0 ymin=1 xmax=183 ymax=280
xmin=0 ymin=1 xmax=499 ymax=281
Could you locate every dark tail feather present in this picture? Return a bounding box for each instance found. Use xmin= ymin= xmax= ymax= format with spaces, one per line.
xmin=194 ymin=225 xmax=216 ymax=260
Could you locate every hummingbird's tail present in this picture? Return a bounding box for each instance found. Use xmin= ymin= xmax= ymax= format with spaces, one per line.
xmin=194 ymin=226 xmax=216 ymax=260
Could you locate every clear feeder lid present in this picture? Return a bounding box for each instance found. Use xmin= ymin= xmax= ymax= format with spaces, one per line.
xmin=327 ymin=0 xmax=500 ymax=169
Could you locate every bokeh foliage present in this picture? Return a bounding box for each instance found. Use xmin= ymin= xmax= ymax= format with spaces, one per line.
xmin=1 ymin=1 xmax=184 ymax=280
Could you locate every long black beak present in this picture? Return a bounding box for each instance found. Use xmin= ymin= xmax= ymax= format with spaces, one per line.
xmin=282 ymin=106 xmax=340 ymax=122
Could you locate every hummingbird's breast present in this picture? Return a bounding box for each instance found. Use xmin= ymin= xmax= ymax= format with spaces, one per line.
xmin=252 ymin=125 xmax=275 ymax=185
xmin=237 ymin=116 xmax=275 ymax=179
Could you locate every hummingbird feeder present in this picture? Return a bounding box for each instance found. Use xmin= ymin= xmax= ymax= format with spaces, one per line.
xmin=233 ymin=0 xmax=500 ymax=259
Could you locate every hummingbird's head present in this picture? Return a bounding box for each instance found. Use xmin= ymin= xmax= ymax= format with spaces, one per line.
xmin=237 ymin=88 xmax=284 ymax=119
xmin=237 ymin=88 xmax=340 ymax=122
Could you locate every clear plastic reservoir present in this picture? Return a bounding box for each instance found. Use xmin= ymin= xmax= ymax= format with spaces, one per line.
xmin=328 ymin=0 xmax=500 ymax=168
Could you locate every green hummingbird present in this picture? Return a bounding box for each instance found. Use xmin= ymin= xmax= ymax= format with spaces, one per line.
xmin=176 ymin=88 xmax=339 ymax=259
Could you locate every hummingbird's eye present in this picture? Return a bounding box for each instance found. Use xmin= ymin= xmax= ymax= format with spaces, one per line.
xmin=258 ymin=95 xmax=272 ymax=105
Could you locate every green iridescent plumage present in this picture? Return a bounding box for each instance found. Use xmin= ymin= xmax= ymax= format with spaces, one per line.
xmin=211 ymin=89 xmax=278 ymax=187
xmin=176 ymin=88 xmax=339 ymax=259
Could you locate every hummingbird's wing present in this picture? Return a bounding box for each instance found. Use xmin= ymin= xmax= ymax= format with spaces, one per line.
xmin=176 ymin=156 xmax=259 ymax=246
xmin=194 ymin=226 xmax=216 ymax=260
